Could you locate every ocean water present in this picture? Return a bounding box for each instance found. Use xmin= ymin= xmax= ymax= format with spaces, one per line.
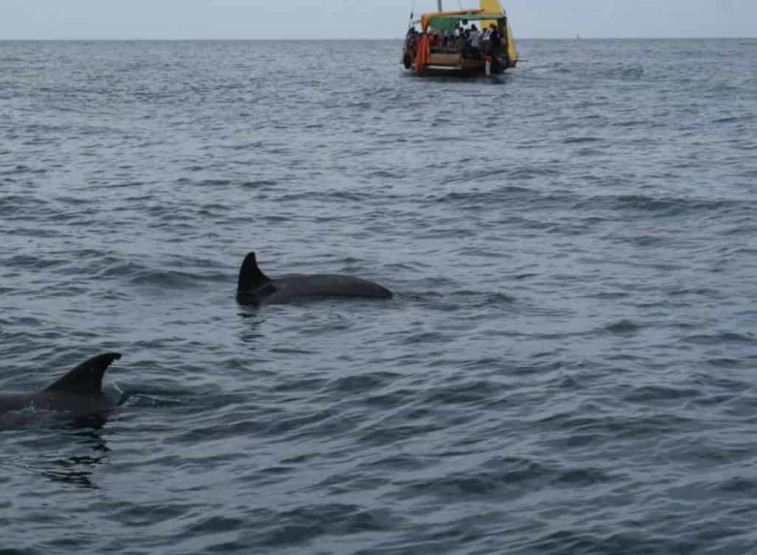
xmin=1 ymin=38 xmax=757 ymax=553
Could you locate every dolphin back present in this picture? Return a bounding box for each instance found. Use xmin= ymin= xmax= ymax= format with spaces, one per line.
xmin=236 ymin=251 xmax=393 ymax=305
xmin=46 ymin=352 xmax=122 ymax=395
xmin=261 ymin=274 xmax=393 ymax=304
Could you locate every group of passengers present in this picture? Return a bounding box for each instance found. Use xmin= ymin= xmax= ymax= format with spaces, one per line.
xmin=405 ymin=23 xmax=504 ymax=60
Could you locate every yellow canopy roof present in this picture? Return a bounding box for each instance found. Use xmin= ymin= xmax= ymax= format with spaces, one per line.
xmin=420 ymin=9 xmax=485 ymax=31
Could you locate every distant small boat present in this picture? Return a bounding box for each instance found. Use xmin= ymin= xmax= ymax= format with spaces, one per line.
xmin=402 ymin=0 xmax=518 ymax=77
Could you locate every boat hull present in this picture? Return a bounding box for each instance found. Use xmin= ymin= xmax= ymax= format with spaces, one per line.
xmin=402 ymin=49 xmax=512 ymax=77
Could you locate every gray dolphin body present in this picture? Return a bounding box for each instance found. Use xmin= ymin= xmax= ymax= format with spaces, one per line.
xmin=236 ymin=252 xmax=393 ymax=306
xmin=0 ymin=353 xmax=122 ymax=421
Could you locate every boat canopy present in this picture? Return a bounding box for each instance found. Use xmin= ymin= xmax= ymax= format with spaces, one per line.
xmin=423 ymin=11 xmax=507 ymax=32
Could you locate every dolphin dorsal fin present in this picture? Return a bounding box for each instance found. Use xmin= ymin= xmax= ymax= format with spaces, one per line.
xmin=46 ymin=352 xmax=122 ymax=395
xmin=237 ymin=252 xmax=271 ymax=292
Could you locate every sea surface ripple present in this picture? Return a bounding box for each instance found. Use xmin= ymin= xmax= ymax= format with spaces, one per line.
xmin=1 ymin=39 xmax=757 ymax=554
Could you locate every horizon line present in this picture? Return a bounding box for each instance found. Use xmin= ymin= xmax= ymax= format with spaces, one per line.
xmin=1 ymin=36 xmax=755 ymax=41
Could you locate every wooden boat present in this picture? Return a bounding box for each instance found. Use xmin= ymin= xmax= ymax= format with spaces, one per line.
xmin=402 ymin=0 xmax=518 ymax=77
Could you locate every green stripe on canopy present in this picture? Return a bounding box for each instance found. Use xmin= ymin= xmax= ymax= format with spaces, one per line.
xmin=428 ymin=12 xmax=506 ymax=31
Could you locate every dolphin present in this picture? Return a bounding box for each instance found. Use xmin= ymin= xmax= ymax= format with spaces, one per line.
xmin=236 ymin=252 xmax=393 ymax=306
xmin=0 ymin=353 xmax=122 ymax=422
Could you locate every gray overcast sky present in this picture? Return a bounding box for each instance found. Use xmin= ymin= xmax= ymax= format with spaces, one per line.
xmin=0 ymin=0 xmax=755 ymax=40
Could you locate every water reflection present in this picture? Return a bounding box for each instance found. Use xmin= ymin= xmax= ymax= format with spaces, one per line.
xmin=40 ymin=420 xmax=110 ymax=489
xmin=237 ymin=308 xmax=267 ymax=344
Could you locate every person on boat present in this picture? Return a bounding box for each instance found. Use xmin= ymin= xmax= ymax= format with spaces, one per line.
xmin=495 ymin=24 xmax=511 ymax=67
xmin=429 ymin=30 xmax=440 ymax=48
xmin=403 ymin=28 xmax=418 ymax=68
xmin=487 ymin=24 xmax=503 ymax=55
xmin=490 ymin=24 xmax=502 ymax=50
xmin=460 ymin=29 xmax=470 ymax=58
xmin=468 ymin=25 xmax=481 ymax=59
xmin=484 ymin=24 xmax=508 ymax=72
xmin=405 ymin=27 xmax=417 ymax=46
xmin=443 ymin=29 xmax=456 ymax=48
xmin=482 ymin=25 xmax=492 ymax=44
xmin=455 ymin=25 xmax=466 ymax=50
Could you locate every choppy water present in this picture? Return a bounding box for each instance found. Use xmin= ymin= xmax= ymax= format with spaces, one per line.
xmin=1 ymin=38 xmax=757 ymax=553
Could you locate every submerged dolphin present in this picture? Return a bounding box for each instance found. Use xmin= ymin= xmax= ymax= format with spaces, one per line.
xmin=0 ymin=353 xmax=122 ymax=421
xmin=236 ymin=252 xmax=393 ymax=306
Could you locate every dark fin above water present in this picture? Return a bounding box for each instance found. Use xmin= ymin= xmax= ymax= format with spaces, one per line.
xmin=237 ymin=252 xmax=272 ymax=293
xmin=46 ymin=353 xmax=122 ymax=395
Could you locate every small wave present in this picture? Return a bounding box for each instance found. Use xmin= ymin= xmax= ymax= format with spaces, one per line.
xmin=251 ymin=505 xmax=396 ymax=548
xmin=563 ymin=136 xmax=603 ymax=144
xmin=435 ymin=186 xmax=534 ymax=205
xmin=421 ymin=380 xmax=507 ymax=406
xmin=402 ymin=458 xmax=613 ymax=502
xmin=623 ymin=386 xmax=701 ymax=403
xmin=531 ymin=529 xmax=686 ymax=555
xmin=0 ymin=164 xmax=47 ymax=176
xmin=682 ymin=332 xmax=757 ymax=346
xmin=196 ymin=178 xmax=233 ymax=186
xmin=454 ymin=290 xmax=516 ymax=308
xmin=604 ymin=319 xmax=641 ymax=335
xmin=574 ymin=193 xmax=744 ymax=218
xmin=537 ymin=412 xmax=695 ymax=438
xmin=329 ymin=372 xmax=398 ymax=394
xmin=241 ymin=179 xmax=277 ymax=188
